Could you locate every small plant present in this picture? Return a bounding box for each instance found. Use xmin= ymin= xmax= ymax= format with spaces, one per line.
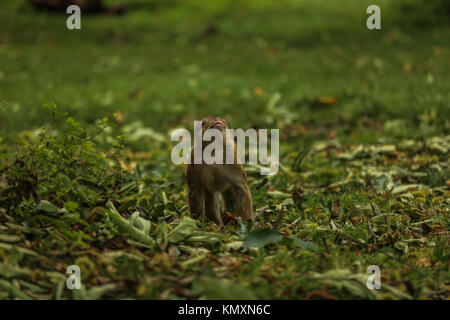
xmin=0 ymin=105 xmax=134 ymax=234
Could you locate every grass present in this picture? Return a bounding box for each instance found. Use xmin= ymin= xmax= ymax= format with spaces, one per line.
xmin=0 ymin=0 xmax=449 ymax=299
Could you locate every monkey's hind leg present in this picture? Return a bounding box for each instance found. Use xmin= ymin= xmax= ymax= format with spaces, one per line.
xmin=205 ymin=191 xmax=223 ymax=227
xmin=222 ymin=188 xmax=236 ymax=213
xmin=188 ymin=186 xmax=205 ymax=221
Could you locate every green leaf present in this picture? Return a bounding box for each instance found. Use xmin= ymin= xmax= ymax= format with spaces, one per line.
xmin=0 ymin=234 xmax=21 ymax=243
xmin=267 ymin=191 xmax=291 ymax=200
xmin=105 ymin=201 xmax=155 ymax=246
xmin=292 ymin=148 xmax=311 ymax=172
xmin=168 ymin=217 xmax=198 ymax=243
xmin=225 ymin=241 xmax=244 ymax=251
xmin=243 ymin=229 xmax=283 ymax=249
xmin=0 ymin=263 xmax=33 ymax=279
xmin=74 ymin=284 xmax=117 ymax=300
xmin=186 ymin=231 xmax=224 ymax=245
xmin=0 ymin=279 xmax=30 ymax=299
xmin=34 ymin=201 xmax=60 ymax=214
xmin=63 ymin=201 xmax=79 ymax=211
xmin=382 ymin=283 xmax=413 ymax=300
xmin=128 ymin=211 xmax=151 ymax=235
xmin=290 ymin=237 xmax=318 ymax=250
xmin=392 ymin=184 xmax=424 ymax=194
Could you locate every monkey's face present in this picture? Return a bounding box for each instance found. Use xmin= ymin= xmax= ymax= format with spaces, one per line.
xmin=201 ymin=116 xmax=228 ymax=133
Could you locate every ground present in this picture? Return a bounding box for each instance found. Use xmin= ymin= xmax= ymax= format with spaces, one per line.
xmin=0 ymin=0 xmax=449 ymax=299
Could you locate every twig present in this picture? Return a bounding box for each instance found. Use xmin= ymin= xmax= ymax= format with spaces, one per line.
xmin=15 ymin=142 xmax=22 ymax=161
xmin=367 ymin=221 xmax=377 ymax=239
xmin=322 ymin=237 xmax=330 ymax=254
xmin=1 ymin=126 xmax=53 ymax=175
xmin=273 ymin=207 xmax=285 ymax=231
xmin=370 ymin=202 xmax=381 ymax=215
xmin=254 ymin=205 xmax=269 ymax=221
xmin=425 ymin=289 xmax=449 ymax=298
xmin=29 ymin=126 xmax=53 ymax=169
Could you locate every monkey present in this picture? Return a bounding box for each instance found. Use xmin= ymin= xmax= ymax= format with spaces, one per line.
xmin=187 ymin=116 xmax=254 ymax=227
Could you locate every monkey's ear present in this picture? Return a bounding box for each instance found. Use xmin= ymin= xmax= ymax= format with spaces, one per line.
xmin=201 ymin=115 xmax=213 ymax=126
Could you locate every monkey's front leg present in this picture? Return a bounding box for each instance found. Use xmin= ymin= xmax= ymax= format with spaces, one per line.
xmin=233 ymin=184 xmax=254 ymax=222
xmin=188 ymin=185 xmax=205 ymax=221
xmin=205 ymin=191 xmax=223 ymax=227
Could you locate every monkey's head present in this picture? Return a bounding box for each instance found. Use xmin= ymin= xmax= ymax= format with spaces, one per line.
xmin=201 ymin=116 xmax=228 ymax=133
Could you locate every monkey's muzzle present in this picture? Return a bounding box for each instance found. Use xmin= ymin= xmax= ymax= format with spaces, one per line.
xmin=210 ymin=120 xmax=226 ymax=130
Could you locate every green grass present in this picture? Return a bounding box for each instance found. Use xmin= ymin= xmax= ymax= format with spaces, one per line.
xmin=0 ymin=0 xmax=449 ymax=300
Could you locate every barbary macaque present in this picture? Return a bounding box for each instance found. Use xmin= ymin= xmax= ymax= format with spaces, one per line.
xmin=187 ymin=116 xmax=254 ymax=226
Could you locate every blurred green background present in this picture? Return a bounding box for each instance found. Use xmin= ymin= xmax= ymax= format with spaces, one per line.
xmin=0 ymin=0 xmax=448 ymax=139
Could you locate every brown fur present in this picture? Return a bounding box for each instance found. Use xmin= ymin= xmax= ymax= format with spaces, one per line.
xmin=187 ymin=116 xmax=253 ymax=226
